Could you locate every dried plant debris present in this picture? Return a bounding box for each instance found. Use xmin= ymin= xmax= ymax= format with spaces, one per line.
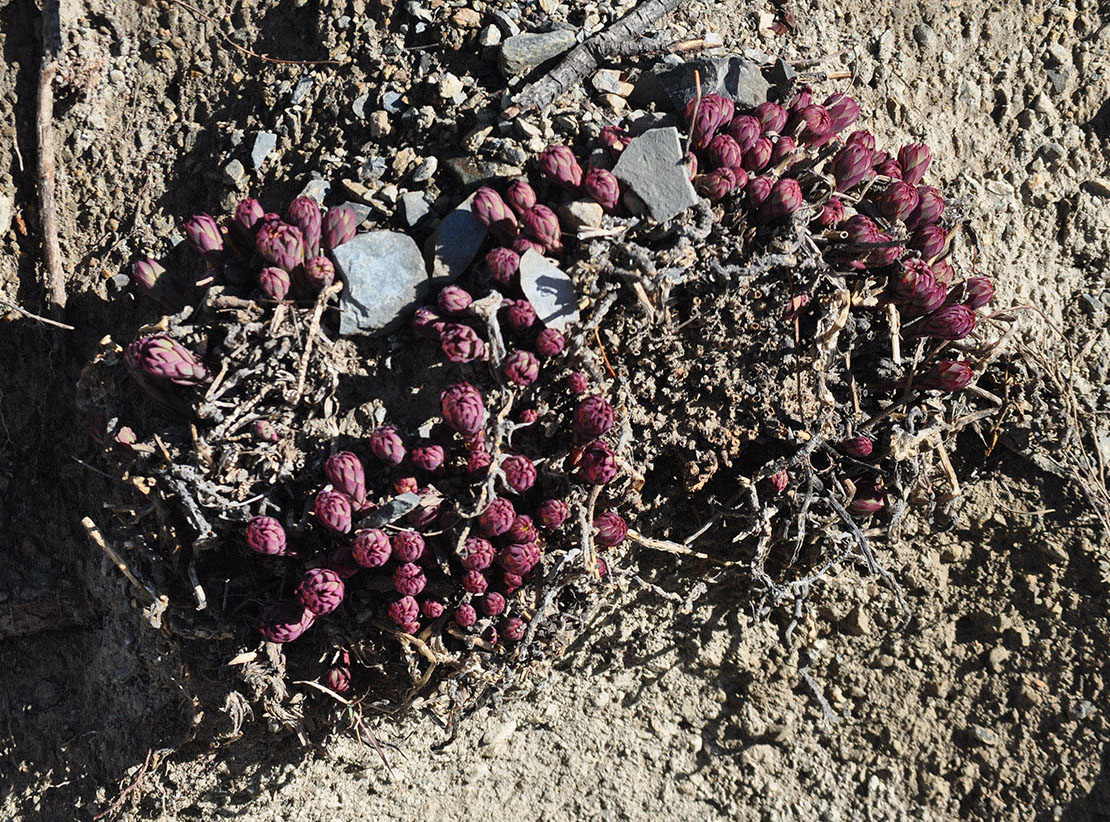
xmin=79 ymin=66 xmax=1016 ymax=736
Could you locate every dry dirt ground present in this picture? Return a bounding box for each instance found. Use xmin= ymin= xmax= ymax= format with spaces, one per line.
xmin=1 ymin=0 xmax=1109 ymax=820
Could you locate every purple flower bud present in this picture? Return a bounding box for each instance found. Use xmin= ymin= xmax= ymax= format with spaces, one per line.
xmin=567 ymin=371 xmax=589 ymax=394
xmin=863 ymin=234 xmax=903 ymax=269
xmin=695 ymin=168 xmax=738 ymax=202
xmin=823 ymin=93 xmax=861 ymax=133
xmin=454 ymin=603 xmax=477 ymax=627
xmin=770 ymin=136 xmax=797 ymax=165
xmin=133 ymin=257 xmax=175 ymax=305
xmin=437 ymin=285 xmax=473 ymax=315
xmin=499 ymin=542 xmax=541 ymax=576
xmin=726 ymin=115 xmax=762 ymax=153
xmin=518 ymin=408 xmax=539 ymax=424
xmin=846 ymin=130 xmax=876 ymax=152
xmin=788 ymin=84 xmax=814 ymax=114
xmin=302 ymin=256 xmax=335 ymax=291
xmin=746 ymin=176 xmax=773 ymax=209
xmin=485 ymin=247 xmax=521 ymax=284
xmin=287 ymin=197 xmax=322 ymax=256
xmin=910 ymin=281 xmax=949 ymax=315
xmin=393 ymin=562 xmax=426 ymax=596
xmin=796 ymin=105 xmax=832 ymax=145
xmin=707 ymin=134 xmax=743 ymax=171
xmin=909 ymin=225 xmax=948 ymax=261
xmin=505 ymin=299 xmax=536 ymax=332
xmin=753 ymin=102 xmax=788 ymax=134
xmin=125 ymin=333 xmax=210 ymax=386
xmin=757 ymin=178 xmax=804 ymax=222
xmin=505 ymin=179 xmax=538 ymax=216
xmin=583 ymin=167 xmax=621 ymax=211
xmin=369 ymin=425 xmax=406 ymax=466
xmin=256 ymin=601 xmax=314 ymax=643
xmin=915 ymin=304 xmax=976 ymax=340
xmin=254 ymin=419 xmax=281 ymax=442
xmin=234 ymin=198 xmax=265 ymax=233
xmin=507 ymin=514 xmax=538 ymax=544
xmin=539 ymin=144 xmax=584 ymax=189
xmin=328 ymin=546 xmax=362 ymax=580
xmin=599 ymin=126 xmax=631 ymax=157
xmin=536 ymin=498 xmax=570 ymax=529
xmin=898 ymin=143 xmax=932 ymax=185
xmin=742 ymin=137 xmax=773 ymax=172
xmin=873 ymin=153 xmax=903 ymax=180
xmin=468 ymin=448 xmax=492 ymax=474
xmin=325 ymin=451 xmax=365 ymax=505
xmin=297 ymin=568 xmax=345 ymax=615
xmin=322 ymin=205 xmax=357 ymax=251
xmin=832 ymin=144 xmax=874 ymax=192
xmin=388 ymin=595 xmax=419 ymax=626
xmin=412 ymin=307 xmax=446 ymax=340
xmin=840 ymin=435 xmax=874 ymax=459
xmin=480 ymin=592 xmax=506 ymax=617
xmin=502 ymin=572 xmax=524 ymax=593
xmin=769 ymin=470 xmax=789 ymax=493
xmin=957 ymin=277 xmax=995 ymax=310
xmin=459 ymin=536 xmax=496 ymax=571
xmin=388 ymin=531 xmax=423 ymax=564
xmin=352 ymin=529 xmax=392 ymax=568
xmin=594 ymin=511 xmax=628 ymax=546
xmin=472 ymin=187 xmax=518 ymax=241
xmin=440 ymin=323 xmax=486 ymax=363
xmin=441 ymin=382 xmax=486 ymax=436
xmin=256 ymin=221 xmax=306 ymax=272
xmin=905 ymin=186 xmax=945 ymax=230
xmin=246 ymin=516 xmax=286 ymax=555
xmin=918 ymin=360 xmax=974 ymax=391
xmin=259 ymin=266 xmax=291 ymax=300
xmin=479 ymin=497 xmax=516 ymax=537
xmin=411 ymin=442 xmax=445 ymax=472
xmin=512 ymin=236 xmax=545 ymax=256
xmin=889 ymin=259 xmax=937 ymax=304
xmin=502 ymin=454 xmax=537 ymax=494
xmin=685 ymin=94 xmax=733 ymax=149
xmin=503 ymin=349 xmax=540 ymax=386
xmin=878 ymin=181 xmax=921 ymax=223
xmin=579 ymin=441 xmax=618 ymax=485
xmin=848 ymin=486 xmax=886 ymax=516
xmin=500 ymin=617 xmax=526 ymax=641
xmin=422 ymin=599 xmax=445 ymax=619
xmin=818 ymin=197 xmax=848 ymax=228
xmin=574 ymin=395 xmax=615 ymax=438
xmin=521 ymin=204 xmax=562 ymax=252
xmin=184 ymin=213 xmax=223 ymax=261
xmin=933 ymin=259 xmax=955 ymax=285
xmin=323 ymin=665 xmax=350 ymax=693
xmin=463 ymin=569 xmax=488 ymax=594
xmin=314 ymin=490 xmax=352 ymax=534
xmin=536 ymin=329 xmax=566 ymax=363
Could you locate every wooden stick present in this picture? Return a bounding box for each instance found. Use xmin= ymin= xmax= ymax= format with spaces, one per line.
xmin=37 ymin=0 xmax=66 ymax=312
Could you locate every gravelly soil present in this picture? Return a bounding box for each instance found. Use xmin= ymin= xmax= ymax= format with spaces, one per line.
xmin=0 ymin=0 xmax=1108 ymax=820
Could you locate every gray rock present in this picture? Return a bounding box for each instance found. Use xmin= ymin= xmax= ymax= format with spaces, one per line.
xmin=333 ymin=231 xmax=428 ymax=335
xmin=489 ymin=9 xmax=521 ymax=36
xmin=400 ymin=192 xmax=431 ymax=226
xmin=427 ymin=194 xmax=487 ymax=282
xmin=968 ymin=725 xmax=999 ymax=746
xmin=518 ymin=250 xmax=579 ymax=332
xmin=221 ymin=159 xmax=246 ymax=186
xmin=290 ymin=77 xmax=313 ymax=105
xmin=633 ymin=56 xmax=771 ymax=111
xmin=411 ymin=156 xmax=438 ymax=183
xmin=251 ymin=131 xmax=278 ymax=169
xmin=498 ymin=30 xmax=576 ymax=76
xmin=352 ymin=93 xmax=369 ymax=119
xmin=443 ymin=157 xmax=523 ymax=187
xmin=766 ymin=57 xmax=797 ymax=87
xmin=382 ymin=91 xmax=404 ymax=114
xmin=0 ymin=193 xmax=13 ymax=237
xmin=913 ymin=23 xmax=938 ymax=49
xmin=342 ymin=201 xmax=372 ymax=224
xmin=558 ymin=200 xmax=604 ymax=231
xmin=612 ymin=127 xmax=698 ymax=223
xmin=479 ymin=24 xmax=502 ymax=47
xmin=360 ymin=492 xmax=422 ymax=527
xmin=297 ymin=178 xmax=331 ymax=203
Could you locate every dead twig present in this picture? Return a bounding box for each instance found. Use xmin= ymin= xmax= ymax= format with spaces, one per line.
xmin=37 ymin=0 xmax=66 ymax=313
xmin=93 ymin=748 xmax=154 ymax=820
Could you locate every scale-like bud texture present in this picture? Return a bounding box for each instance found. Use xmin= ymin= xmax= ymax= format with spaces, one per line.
xmin=579 ymin=441 xmax=618 ymax=485
xmin=898 ymin=143 xmax=932 ymax=185
xmin=537 ymin=499 xmax=570 ymax=529
xmin=539 ymin=144 xmax=584 ymax=189
xmin=824 ymin=93 xmax=861 ymax=133
xmin=583 ymin=167 xmax=621 ymax=210
xmin=594 ymin=511 xmax=628 ymax=546
xmin=909 ymin=225 xmax=947 ymax=260
xmin=437 ymin=285 xmax=472 ymax=315
xmin=502 ymin=454 xmax=537 ymax=493
xmin=411 ymin=442 xmax=445 ymax=472
xmin=370 ymin=425 xmax=406 ymax=466
xmin=256 ymin=601 xmax=314 ymax=643
xmin=352 ymin=529 xmax=392 ymax=568
xmin=303 ymin=256 xmax=335 ymax=291
xmin=505 ymin=179 xmax=538 ymax=216
xmin=500 ymin=617 xmax=526 ymax=641
xmin=757 ymin=178 xmax=803 ymax=222
xmin=287 ymin=197 xmax=322 ymax=255
xmin=599 ymin=126 xmax=631 ymax=157
xmin=441 ymin=383 xmax=486 ymax=435
xmin=574 ymin=395 xmax=615 ymax=438
xmin=742 ymin=137 xmax=773 ymax=172
xmin=479 ymin=497 xmax=516 ymax=537
xmin=753 ymin=102 xmax=788 ymax=134
xmin=832 ymin=144 xmax=873 ymax=192
xmin=726 ymin=115 xmax=761 ymax=153
xmin=391 ymin=530 xmax=425 ymax=563
xmin=918 ymin=360 xmax=973 ymax=391
xmin=246 ymin=516 xmax=286 ymax=555
xmin=314 ymin=491 xmax=353 ymax=534
xmin=480 ymin=592 xmax=506 ymax=617
xmin=906 ymin=186 xmax=945 ymax=230
xmin=505 ymin=300 xmax=536 ymax=332
xmin=499 ymin=542 xmax=541 ymax=575
xmin=916 ymin=305 xmax=976 ymax=340
xmin=455 ymin=604 xmax=477 ymax=627
xmin=960 ymin=277 xmax=995 ymax=309
xmin=878 ymin=181 xmax=921 ymax=223
xmin=695 ymin=168 xmax=737 ymax=202
xmin=393 ymin=562 xmax=427 ymax=596
xmin=388 ymin=595 xmax=419 ymax=626
xmin=841 ymin=436 xmax=874 ymax=459
xmin=326 ymin=452 xmax=365 ymax=505
xmin=440 ymin=323 xmax=486 ymax=363
xmin=184 ymin=213 xmax=223 ymax=260
xmin=486 ymin=247 xmax=521 ymax=284
xmin=535 ymin=328 xmax=566 ymax=359
xmin=459 ymin=537 xmax=496 ymax=571
xmin=463 ymin=569 xmax=488 ymax=594
xmin=522 ymin=204 xmax=562 ymax=251
xmin=503 ymin=350 xmax=540 ymax=386
xmin=257 ymin=221 xmax=305 ymax=272
xmin=259 ymin=266 xmax=291 ymax=300
xmin=125 ymin=334 xmax=210 ymax=386
xmin=707 ymin=134 xmax=743 ymax=170
xmin=323 ymin=205 xmax=357 ymax=250
xmin=297 ymin=568 xmax=345 ymax=615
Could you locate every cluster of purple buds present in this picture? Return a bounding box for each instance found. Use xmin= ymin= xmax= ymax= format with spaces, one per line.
xmin=125 ymin=333 xmax=210 ymax=387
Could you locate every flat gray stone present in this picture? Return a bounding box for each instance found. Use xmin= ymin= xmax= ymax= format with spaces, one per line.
xmin=290 ymin=77 xmax=313 ymax=105
xmin=518 ymin=250 xmax=579 ymax=332
xmin=443 ymin=157 xmax=523 ymax=187
xmin=400 ymin=191 xmax=431 ymax=226
xmin=342 ymin=200 xmax=372 ymax=224
xmin=498 ymin=30 xmax=576 ymax=76
xmin=426 ymin=194 xmax=487 ymax=281
xmin=558 ymin=200 xmax=604 ymax=231
xmin=296 ymin=178 xmax=330 ymax=203
xmin=251 ymin=131 xmax=278 ymax=169
xmin=221 ymin=159 xmax=246 ymax=186
xmin=0 ymin=193 xmax=13 ymax=237
xmin=612 ymin=127 xmax=698 ymax=223
xmin=633 ymin=56 xmax=771 ymax=111
xmin=333 ymin=231 xmax=428 ymax=335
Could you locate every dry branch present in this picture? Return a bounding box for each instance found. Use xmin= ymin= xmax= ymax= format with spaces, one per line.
xmin=37 ymin=0 xmax=66 ymax=312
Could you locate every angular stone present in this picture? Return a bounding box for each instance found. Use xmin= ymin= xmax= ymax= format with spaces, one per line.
xmin=443 ymin=157 xmax=523 ymax=187
xmin=427 ymin=194 xmax=487 ymax=282
xmin=250 ymin=131 xmax=278 ymax=169
xmin=498 ymin=30 xmax=576 ymax=76
xmin=400 ymin=192 xmax=431 ymax=226
xmin=558 ymin=200 xmax=604 ymax=231
xmin=633 ymin=56 xmax=771 ymax=111
xmin=518 ymin=250 xmax=579 ymax=332
xmin=333 ymin=231 xmax=427 ymax=335
xmin=612 ymin=127 xmax=698 ymax=223
xmin=0 ymin=193 xmax=13 ymax=237
xmin=296 ymin=178 xmax=331 ymax=203
xmin=221 ymin=159 xmax=246 ymax=186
